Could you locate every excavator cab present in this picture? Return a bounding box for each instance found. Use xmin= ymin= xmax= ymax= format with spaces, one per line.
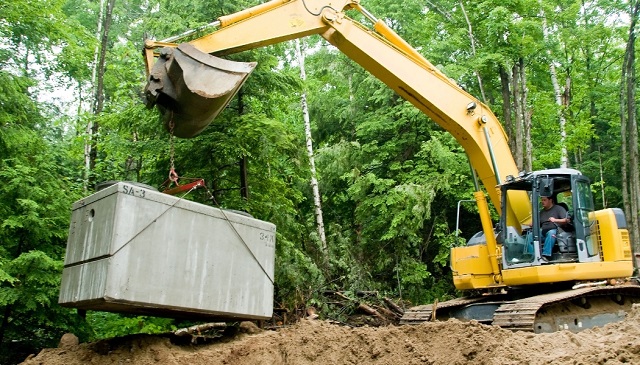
xmin=144 ymin=43 xmax=256 ymax=138
xmin=499 ymin=168 xmax=593 ymax=267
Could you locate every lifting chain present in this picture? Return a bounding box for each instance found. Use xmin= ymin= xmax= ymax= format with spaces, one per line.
xmin=168 ymin=115 xmax=179 ymax=184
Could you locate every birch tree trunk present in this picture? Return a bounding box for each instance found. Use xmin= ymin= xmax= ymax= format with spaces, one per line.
xmin=459 ymin=1 xmax=487 ymax=103
xmin=295 ymin=39 xmax=328 ymax=263
xmin=548 ymin=61 xmax=568 ymax=168
xmin=519 ymin=59 xmax=533 ymax=173
xmin=540 ymin=3 xmax=569 ymax=168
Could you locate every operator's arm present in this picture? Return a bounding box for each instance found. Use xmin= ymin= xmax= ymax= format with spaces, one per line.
xmin=548 ymin=216 xmax=569 ymax=224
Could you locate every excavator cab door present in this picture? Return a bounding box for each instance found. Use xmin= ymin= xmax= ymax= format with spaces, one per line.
xmin=144 ymin=43 xmax=257 ymax=138
xmin=570 ymin=175 xmax=601 ymax=261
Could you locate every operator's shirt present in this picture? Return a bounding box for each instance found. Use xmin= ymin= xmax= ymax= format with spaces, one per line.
xmin=539 ymin=204 xmax=567 ymax=235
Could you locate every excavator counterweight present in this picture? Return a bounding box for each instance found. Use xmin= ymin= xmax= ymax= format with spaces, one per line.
xmin=144 ymin=43 xmax=256 ymax=138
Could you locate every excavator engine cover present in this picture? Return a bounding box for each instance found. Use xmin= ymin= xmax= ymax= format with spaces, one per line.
xmin=145 ymin=43 xmax=257 ymax=138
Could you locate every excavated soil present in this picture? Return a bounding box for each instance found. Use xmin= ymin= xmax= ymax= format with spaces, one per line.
xmin=21 ymin=306 xmax=640 ymax=365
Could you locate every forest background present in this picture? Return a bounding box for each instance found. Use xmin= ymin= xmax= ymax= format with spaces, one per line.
xmin=2 ymin=0 xmax=640 ymax=363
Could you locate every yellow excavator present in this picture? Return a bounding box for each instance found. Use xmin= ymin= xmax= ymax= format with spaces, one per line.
xmin=142 ymin=0 xmax=640 ymax=333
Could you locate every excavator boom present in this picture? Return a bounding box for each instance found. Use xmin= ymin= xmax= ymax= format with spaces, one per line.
xmin=143 ymin=0 xmax=530 ymax=225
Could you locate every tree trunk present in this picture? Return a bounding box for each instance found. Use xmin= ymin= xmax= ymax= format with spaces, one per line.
xmin=87 ymin=0 xmax=115 ymax=189
xmin=499 ymin=66 xmax=514 ymax=152
xmin=519 ymin=59 xmax=532 ymax=173
xmin=511 ymin=63 xmax=524 ymax=171
xmin=295 ymin=39 xmax=328 ymax=266
xmin=562 ymin=76 xmax=571 ymax=163
xmin=626 ymin=3 xmax=640 ymax=253
xmin=541 ymin=1 xmax=569 ymax=168
xmin=621 ymin=0 xmax=640 ymax=252
xmin=84 ymin=0 xmax=105 ymax=191
xmin=239 ymin=156 xmax=249 ymax=200
xmin=620 ymin=40 xmax=631 ymax=245
xmin=598 ymin=147 xmax=607 ymax=208
xmin=548 ymin=61 xmax=568 ymax=168
xmin=236 ymin=87 xmax=249 ymax=201
xmin=458 ymin=1 xmax=487 ymax=103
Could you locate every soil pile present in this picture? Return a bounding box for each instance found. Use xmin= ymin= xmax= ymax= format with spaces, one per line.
xmin=21 ymin=305 xmax=640 ymax=365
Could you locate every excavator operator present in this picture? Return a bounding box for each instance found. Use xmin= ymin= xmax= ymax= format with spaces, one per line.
xmin=539 ymin=195 xmax=569 ymax=262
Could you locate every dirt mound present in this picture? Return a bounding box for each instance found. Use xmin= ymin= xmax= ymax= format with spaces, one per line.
xmin=21 ymin=306 xmax=640 ymax=365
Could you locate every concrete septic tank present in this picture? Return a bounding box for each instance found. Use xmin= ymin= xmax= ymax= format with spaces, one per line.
xmin=59 ymin=182 xmax=276 ymax=320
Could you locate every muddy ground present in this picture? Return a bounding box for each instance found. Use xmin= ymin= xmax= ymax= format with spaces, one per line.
xmin=21 ymin=305 xmax=640 ymax=365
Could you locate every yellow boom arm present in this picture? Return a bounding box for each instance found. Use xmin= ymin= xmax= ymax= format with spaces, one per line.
xmin=143 ymin=0 xmax=529 ymax=227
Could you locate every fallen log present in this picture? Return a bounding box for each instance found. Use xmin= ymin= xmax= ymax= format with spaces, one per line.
xmin=357 ymin=303 xmax=386 ymax=321
xmin=174 ymin=322 xmax=227 ymax=337
xmin=383 ymin=297 xmax=404 ymax=316
xmin=374 ymin=305 xmax=400 ymax=321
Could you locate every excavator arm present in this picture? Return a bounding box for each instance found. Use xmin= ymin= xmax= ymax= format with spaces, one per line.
xmin=143 ymin=0 xmax=530 ymax=228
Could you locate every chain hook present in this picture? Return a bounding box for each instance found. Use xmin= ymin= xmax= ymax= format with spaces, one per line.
xmin=168 ymin=167 xmax=179 ymax=184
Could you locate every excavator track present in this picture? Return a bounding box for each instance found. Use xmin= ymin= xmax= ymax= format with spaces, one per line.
xmin=401 ymin=284 xmax=640 ymax=333
xmin=399 ymin=296 xmax=491 ymax=325
xmin=495 ymin=284 xmax=640 ymax=332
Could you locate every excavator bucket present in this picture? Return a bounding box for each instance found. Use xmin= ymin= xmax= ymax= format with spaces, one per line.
xmin=144 ymin=43 xmax=257 ymax=138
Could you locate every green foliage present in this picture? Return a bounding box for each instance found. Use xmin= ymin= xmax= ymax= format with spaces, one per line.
xmin=86 ymin=312 xmax=176 ymax=340
xmin=0 ymin=252 xmax=91 ymax=364
xmin=274 ymin=235 xmax=326 ymax=310
xmin=397 ymin=258 xmax=430 ymax=285
xmin=0 ymin=72 xmax=39 ymax=130
xmin=0 ymin=122 xmax=87 ymax=362
xmin=0 ymin=5 xmax=90 ymax=357
xmin=309 ymin=49 xmax=472 ymax=301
